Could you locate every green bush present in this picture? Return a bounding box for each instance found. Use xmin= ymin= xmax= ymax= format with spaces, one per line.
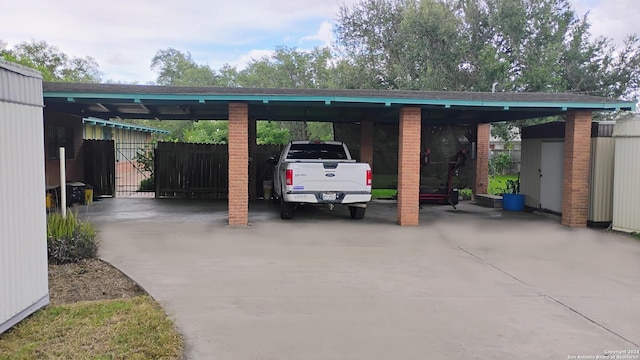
xmin=47 ymin=212 xmax=98 ymax=265
xmin=139 ymin=176 xmax=155 ymax=191
xmin=458 ymin=188 xmax=473 ymax=200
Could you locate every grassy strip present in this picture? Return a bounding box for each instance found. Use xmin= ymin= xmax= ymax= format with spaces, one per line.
xmin=371 ymin=189 xmax=397 ymax=199
xmin=488 ymin=174 xmax=518 ymax=195
xmin=0 ymin=296 xmax=182 ymax=360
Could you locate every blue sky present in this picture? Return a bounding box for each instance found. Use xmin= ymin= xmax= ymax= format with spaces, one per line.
xmin=1 ymin=0 xmax=638 ymax=84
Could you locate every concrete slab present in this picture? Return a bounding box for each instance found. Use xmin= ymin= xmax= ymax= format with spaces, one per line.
xmin=81 ymin=199 xmax=640 ymax=359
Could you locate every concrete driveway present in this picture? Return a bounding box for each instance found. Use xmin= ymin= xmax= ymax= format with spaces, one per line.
xmin=85 ymin=199 xmax=640 ymax=359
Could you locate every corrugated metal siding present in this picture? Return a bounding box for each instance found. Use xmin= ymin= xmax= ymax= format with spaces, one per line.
xmin=0 ymin=71 xmax=49 ymax=333
xmin=0 ymin=60 xmax=43 ymax=106
xmin=520 ymin=138 xmax=542 ymax=208
xmin=588 ymin=137 xmax=614 ymax=222
xmin=612 ymin=118 xmax=640 ymax=232
xmin=595 ymin=122 xmax=615 ymax=137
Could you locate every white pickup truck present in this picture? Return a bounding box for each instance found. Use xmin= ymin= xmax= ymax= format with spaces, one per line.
xmin=272 ymin=141 xmax=372 ymax=220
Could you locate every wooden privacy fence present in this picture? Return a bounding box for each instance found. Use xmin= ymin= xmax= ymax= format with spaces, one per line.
xmin=83 ymin=140 xmax=115 ymax=197
xmin=154 ymin=142 xmax=283 ymax=199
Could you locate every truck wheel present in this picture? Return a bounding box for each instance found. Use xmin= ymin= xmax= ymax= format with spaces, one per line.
xmin=280 ymin=199 xmax=294 ymax=219
xmin=349 ymin=206 xmax=366 ymax=220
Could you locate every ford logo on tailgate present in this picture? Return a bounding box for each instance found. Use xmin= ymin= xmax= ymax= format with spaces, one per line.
xmin=325 ymin=173 xmax=336 ymax=177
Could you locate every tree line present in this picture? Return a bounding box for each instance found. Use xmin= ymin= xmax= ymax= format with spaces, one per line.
xmin=2 ymin=0 xmax=639 ymax=143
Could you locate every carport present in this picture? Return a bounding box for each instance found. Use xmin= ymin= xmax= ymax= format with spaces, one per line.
xmin=42 ymin=83 xmax=635 ymax=227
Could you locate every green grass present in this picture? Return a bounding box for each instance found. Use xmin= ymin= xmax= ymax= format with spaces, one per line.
xmin=488 ymin=174 xmax=518 ymax=195
xmin=371 ymin=189 xmax=397 ymax=199
xmin=0 ymin=296 xmax=183 ymax=360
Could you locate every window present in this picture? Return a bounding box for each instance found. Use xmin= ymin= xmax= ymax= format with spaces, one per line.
xmin=286 ymin=143 xmax=347 ymax=160
xmin=46 ymin=125 xmax=75 ymax=159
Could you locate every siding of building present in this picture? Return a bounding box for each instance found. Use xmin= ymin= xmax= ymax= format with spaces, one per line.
xmin=0 ymin=60 xmax=49 ymax=334
xmin=588 ymin=137 xmax=615 ymax=223
xmin=612 ymin=118 xmax=640 ymax=232
xmin=520 ymin=121 xmax=616 ymax=224
xmin=84 ymin=124 xmax=152 ymax=162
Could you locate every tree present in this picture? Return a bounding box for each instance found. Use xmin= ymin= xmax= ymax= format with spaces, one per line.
xmin=257 ymin=121 xmax=290 ymax=144
xmin=1 ymin=40 xmax=101 ymax=82
xmin=151 ymin=48 xmax=218 ymax=86
xmin=182 ymin=121 xmax=228 ymax=144
xmin=236 ymin=46 xmax=336 ymax=140
xmin=335 ymin=0 xmax=640 ymax=142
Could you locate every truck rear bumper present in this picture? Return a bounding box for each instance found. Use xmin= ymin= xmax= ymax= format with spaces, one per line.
xmin=284 ymin=192 xmax=371 ymax=204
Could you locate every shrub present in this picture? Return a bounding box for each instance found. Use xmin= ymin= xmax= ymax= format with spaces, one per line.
xmin=458 ymin=188 xmax=473 ymax=200
xmin=47 ymin=212 xmax=98 ymax=265
xmin=489 ymin=153 xmax=512 ymax=175
xmin=139 ymin=176 xmax=155 ymax=191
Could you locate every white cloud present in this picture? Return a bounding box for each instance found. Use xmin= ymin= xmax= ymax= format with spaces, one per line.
xmin=231 ymin=49 xmax=276 ymax=70
xmin=573 ymin=0 xmax=640 ymax=46
xmin=300 ymin=21 xmax=334 ymax=47
xmin=1 ymin=0 xmax=359 ymax=82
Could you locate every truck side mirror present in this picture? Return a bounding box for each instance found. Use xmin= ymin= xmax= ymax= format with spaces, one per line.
xmin=267 ymin=156 xmax=278 ymax=165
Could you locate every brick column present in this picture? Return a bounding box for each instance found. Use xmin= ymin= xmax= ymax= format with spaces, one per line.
xmin=397 ymin=107 xmax=421 ymax=226
xmin=360 ymin=120 xmax=374 ymax=166
xmin=248 ymin=118 xmax=257 ymax=201
xmin=474 ymin=123 xmax=490 ymax=196
xmin=228 ymin=103 xmax=249 ymax=226
xmin=562 ymin=111 xmax=592 ymax=227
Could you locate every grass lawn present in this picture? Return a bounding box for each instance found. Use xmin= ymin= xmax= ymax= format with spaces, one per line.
xmin=371 ymin=189 xmax=397 ymax=199
xmin=488 ymin=174 xmax=518 ymax=195
xmin=0 ymin=296 xmax=182 ymax=360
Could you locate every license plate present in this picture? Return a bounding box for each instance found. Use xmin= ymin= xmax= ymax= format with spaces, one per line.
xmin=322 ymin=192 xmax=337 ymax=201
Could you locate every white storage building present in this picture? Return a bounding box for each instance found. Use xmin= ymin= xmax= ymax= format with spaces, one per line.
xmin=612 ymin=117 xmax=640 ymax=233
xmin=0 ymin=60 xmax=49 ymax=334
xmin=520 ymin=121 xmax=616 ymax=225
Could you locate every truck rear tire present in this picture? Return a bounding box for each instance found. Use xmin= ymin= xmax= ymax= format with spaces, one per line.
xmin=349 ymin=206 xmax=366 ymax=220
xmin=280 ymin=198 xmax=294 ymax=219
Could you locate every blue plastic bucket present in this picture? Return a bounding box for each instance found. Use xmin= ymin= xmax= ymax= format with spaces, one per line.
xmin=502 ymin=194 xmax=525 ymax=211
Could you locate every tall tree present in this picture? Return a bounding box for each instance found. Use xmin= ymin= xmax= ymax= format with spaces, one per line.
xmin=236 ymin=46 xmax=336 ymax=140
xmin=335 ymin=0 xmax=640 ymax=141
xmin=1 ymin=40 xmax=101 ymax=82
xmin=151 ymin=48 xmax=218 ymax=86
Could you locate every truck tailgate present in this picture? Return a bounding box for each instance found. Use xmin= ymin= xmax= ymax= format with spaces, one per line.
xmin=287 ymin=162 xmax=370 ymax=192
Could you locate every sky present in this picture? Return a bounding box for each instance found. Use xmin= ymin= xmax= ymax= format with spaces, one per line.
xmin=1 ymin=0 xmax=638 ymax=84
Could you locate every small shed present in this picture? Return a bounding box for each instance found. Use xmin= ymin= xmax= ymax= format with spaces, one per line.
xmin=0 ymin=60 xmax=49 ymax=334
xmin=612 ymin=117 xmax=640 ymax=233
xmin=520 ymin=121 xmax=615 ymax=225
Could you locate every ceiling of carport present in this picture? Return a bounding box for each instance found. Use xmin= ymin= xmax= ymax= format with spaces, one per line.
xmin=42 ymin=82 xmax=636 ymax=124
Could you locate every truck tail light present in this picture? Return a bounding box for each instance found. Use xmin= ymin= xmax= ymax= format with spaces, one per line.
xmin=286 ymin=169 xmax=293 ymax=186
xmin=366 ymin=170 xmax=372 ymax=186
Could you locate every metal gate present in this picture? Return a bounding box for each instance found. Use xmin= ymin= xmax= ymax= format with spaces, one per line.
xmin=115 ymin=142 xmax=156 ymax=197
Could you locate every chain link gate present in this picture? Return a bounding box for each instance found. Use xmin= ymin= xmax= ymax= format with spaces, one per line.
xmin=115 ymin=142 xmax=156 ymax=197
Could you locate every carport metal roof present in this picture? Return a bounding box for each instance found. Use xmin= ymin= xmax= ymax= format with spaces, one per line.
xmin=43 ymin=82 xmax=636 ymax=124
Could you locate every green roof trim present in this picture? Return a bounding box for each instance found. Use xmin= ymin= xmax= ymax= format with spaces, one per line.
xmin=42 ymin=83 xmax=637 ymax=124
xmin=44 ymin=91 xmax=636 ymax=111
xmin=82 ymin=117 xmax=170 ymax=134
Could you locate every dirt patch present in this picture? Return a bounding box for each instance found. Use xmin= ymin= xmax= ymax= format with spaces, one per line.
xmin=48 ymin=259 xmax=145 ymax=306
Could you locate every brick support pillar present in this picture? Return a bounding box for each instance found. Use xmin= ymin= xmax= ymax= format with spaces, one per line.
xmin=228 ymin=103 xmax=249 ymax=226
xmin=248 ymin=118 xmax=257 ymax=201
xmin=562 ymin=111 xmax=592 ymax=227
xmin=397 ymin=107 xmax=421 ymax=226
xmin=474 ymin=123 xmax=490 ymax=196
xmin=360 ymin=120 xmax=374 ymax=166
